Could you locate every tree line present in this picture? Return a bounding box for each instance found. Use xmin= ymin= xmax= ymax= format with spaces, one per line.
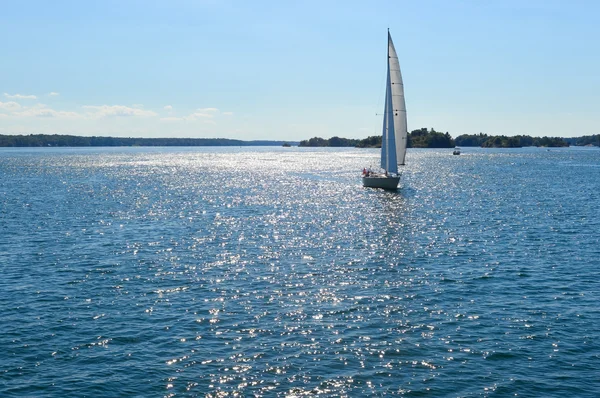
xmin=0 ymin=134 xmax=295 ymax=147
xmin=454 ymin=133 xmax=569 ymax=148
xmin=300 ymin=131 xmax=599 ymax=148
xmin=1 ymin=132 xmax=597 ymax=148
xmin=299 ymin=128 xmax=455 ymax=148
xmin=563 ymin=134 xmax=600 ymax=147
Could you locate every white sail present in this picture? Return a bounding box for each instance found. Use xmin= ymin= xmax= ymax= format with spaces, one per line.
xmin=387 ymin=32 xmax=407 ymax=166
xmin=361 ymin=30 xmax=404 ymax=190
xmin=380 ymin=52 xmax=398 ymax=174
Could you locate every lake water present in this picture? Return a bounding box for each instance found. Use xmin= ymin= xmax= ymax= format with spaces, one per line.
xmin=1 ymin=146 xmax=599 ymax=397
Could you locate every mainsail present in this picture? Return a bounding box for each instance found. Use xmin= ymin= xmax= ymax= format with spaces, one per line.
xmin=362 ymin=30 xmax=405 ymax=190
xmin=387 ymin=32 xmax=407 ymax=166
xmin=380 ymin=56 xmax=398 ymax=174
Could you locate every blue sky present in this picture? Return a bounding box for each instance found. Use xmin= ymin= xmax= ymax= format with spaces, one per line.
xmin=1 ymin=0 xmax=598 ymax=139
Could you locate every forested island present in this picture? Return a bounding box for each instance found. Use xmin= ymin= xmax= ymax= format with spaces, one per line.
xmin=299 ymin=129 xmax=600 ymax=148
xmin=0 ymin=134 xmax=297 ymax=147
xmin=454 ymin=133 xmax=569 ymax=148
xmin=300 ymin=128 xmax=455 ymax=148
xmin=563 ymin=134 xmax=600 ymax=147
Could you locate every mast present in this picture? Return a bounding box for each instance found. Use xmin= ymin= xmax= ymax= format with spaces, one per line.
xmin=387 ymin=31 xmax=407 ymax=166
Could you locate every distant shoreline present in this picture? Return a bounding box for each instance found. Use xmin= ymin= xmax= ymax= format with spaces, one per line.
xmin=299 ymin=130 xmax=599 ymax=148
xmin=0 ymin=131 xmax=598 ymax=148
xmin=0 ymin=134 xmax=299 ymax=148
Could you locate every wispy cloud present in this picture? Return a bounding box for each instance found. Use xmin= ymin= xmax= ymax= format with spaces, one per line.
xmin=4 ymin=93 xmax=37 ymax=100
xmin=48 ymin=92 xmax=60 ymax=97
xmin=0 ymin=101 xmax=22 ymax=111
xmin=12 ymin=104 xmax=81 ymax=118
xmin=159 ymin=107 xmax=230 ymax=123
xmin=2 ymin=102 xmax=229 ymax=127
xmin=83 ymin=105 xmax=157 ymax=118
xmin=2 ymin=102 xmax=159 ymax=120
xmin=160 ymin=117 xmax=185 ymax=122
xmin=16 ymin=108 xmax=81 ymax=118
xmin=189 ymin=107 xmax=219 ymax=119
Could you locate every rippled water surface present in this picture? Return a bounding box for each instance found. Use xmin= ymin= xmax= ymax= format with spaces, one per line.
xmin=1 ymin=146 xmax=599 ymax=397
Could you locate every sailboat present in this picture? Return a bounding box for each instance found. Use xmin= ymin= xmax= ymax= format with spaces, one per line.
xmin=362 ymin=31 xmax=407 ymax=190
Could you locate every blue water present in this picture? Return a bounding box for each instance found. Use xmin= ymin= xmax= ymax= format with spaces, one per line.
xmin=1 ymin=146 xmax=599 ymax=397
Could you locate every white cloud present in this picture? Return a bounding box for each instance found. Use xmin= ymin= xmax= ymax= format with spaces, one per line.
xmin=0 ymin=102 xmax=79 ymax=119
xmin=48 ymin=92 xmax=60 ymax=97
xmin=1 ymin=102 xmax=158 ymax=120
xmin=83 ymin=105 xmax=157 ymax=118
xmin=12 ymin=104 xmax=82 ymax=119
xmin=189 ymin=107 xmax=219 ymax=119
xmin=0 ymin=101 xmax=22 ymax=111
xmin=24 ymin=109 xmax=80 ymax=118
xmin=160 ymin=107 xmax=227 ymax=123
xmin=4 ymin=93 xmax=37 ymax=100
xmin=158 ymin=107 xmax=229 ymax=123
xmin=160 ymin=116 xmax=184 ymax=122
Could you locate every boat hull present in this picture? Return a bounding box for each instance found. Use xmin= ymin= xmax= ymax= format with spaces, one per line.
xmin=362 ymin=176 xmax=400 ymax=190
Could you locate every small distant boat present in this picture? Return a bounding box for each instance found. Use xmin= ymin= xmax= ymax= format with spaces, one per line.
xmin=453 ymin=148 xmax=461 ymax=155
xmin=362 ymin=30 xmax=407 ymax=190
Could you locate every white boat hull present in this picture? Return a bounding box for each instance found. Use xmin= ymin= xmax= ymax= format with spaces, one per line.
xmin=362 ymin=175 xmax=400 ymax=190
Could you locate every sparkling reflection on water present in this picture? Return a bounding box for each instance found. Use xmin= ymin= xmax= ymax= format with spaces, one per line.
xmin=1 ymin=146 xmax=599 ymax=397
